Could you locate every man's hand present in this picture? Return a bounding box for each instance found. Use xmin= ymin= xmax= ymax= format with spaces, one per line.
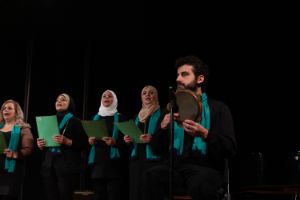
xmin=182 ymin=119 xmax=208 ymax=139
xmin=160 ymin=113 xmax=180 ymax=129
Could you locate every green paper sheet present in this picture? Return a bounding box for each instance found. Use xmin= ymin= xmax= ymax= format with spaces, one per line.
xmin=116 ymin=120 xmax=144 ymax=143
xmin=81 ymin=120 xmax=109 ymax=138
xmin=36 ymin=115 xmax=60 ymax=147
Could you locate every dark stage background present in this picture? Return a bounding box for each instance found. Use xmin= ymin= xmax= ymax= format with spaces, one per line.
xmin=0 ymin=37 xmax=298 ymax=199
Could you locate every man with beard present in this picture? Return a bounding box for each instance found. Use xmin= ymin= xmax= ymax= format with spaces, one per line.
xmin=141 ymin=55 xmax=237 ymax=200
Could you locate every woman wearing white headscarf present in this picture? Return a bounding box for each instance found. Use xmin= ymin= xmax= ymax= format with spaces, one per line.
xmin=123 ymin=85 xmax=162 ymax=200
xmin=88 ymin=90 xmax=128 ymax=200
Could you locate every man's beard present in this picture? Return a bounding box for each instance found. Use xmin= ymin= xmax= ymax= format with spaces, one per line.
xmin=177 ymin=80 xmax=198 ymax=92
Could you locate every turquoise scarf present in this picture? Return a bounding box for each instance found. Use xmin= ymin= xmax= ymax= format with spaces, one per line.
xmin=88 ymin=113 xmax=120 ymax=164
xmin=174 ymin=93 xmax=210 ymax=156
xmin=49 ymin=112 xmax=73 ymax=153
xmin=4 ymin=125 xmax=21 ymax=173
xmin=131 ymin=109 xmax=161 ymax=160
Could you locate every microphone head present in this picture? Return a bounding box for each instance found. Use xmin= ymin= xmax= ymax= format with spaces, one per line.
xmin=168 ymin=86 xmax=178 ymax=112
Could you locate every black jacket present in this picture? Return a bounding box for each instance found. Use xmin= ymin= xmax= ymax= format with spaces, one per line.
xmin=151 ymin=98 xmax=237 ymax=172
xmin=41 ymin=116 xmax=89 ymax=174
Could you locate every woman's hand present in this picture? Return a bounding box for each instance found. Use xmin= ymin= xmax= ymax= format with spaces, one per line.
xmin=140 ymin=134 xmax=152 ymax=143
xmin=102 ymin=137 xmax=116 ymax=146
xmin=37 ymin=138 xmax=46 ymax=150
xmin=123 ymin=135 xmax=132 ymax=144
xmin=53 ymin=134 xmax=73 ymax=146
xmin=4 ymin=149 xmax=18 ymax=159
xmin=88 ymin=137 xmax=96 ymax=145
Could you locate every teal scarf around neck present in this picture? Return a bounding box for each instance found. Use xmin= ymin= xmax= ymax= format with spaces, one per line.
xmin=88 ymin=113 xmax=120 ymax=164
xmin=131 ymin=109 xmax=161 ymax=160
xmin=174 ymin=92 xmax=210 ymax=156
xmin=49 ymin=112 xmax=73 ymax=153
xmin=4 ymin=125 xmax=21 ymax=173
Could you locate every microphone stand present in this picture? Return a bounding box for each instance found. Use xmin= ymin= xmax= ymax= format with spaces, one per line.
xmin=169 ymin=87 xmax=175 ymax=200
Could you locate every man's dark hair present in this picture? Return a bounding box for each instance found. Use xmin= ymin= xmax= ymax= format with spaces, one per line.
xmin=175 ymin=55 xmax=209 ymax=91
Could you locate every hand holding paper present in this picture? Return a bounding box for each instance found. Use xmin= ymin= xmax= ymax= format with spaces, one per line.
xmin=123 ymin=135 xmax=132 ymax=144
xmin=88 ymin=137 xmax=96 ymax=145
xmin=36 ymin=115 xmax=60 ymax=147
xmin=139 ymin=134 xmax=152 ymax=143
xmin=53 ymin=134 xmax=72 ymax=146
xmin=116 ymin=120 xmax=144 ymax=143
xmin=37 ymin=138 xmax=46 ymax=150
xmin=102 ymin=137 xmax=116 ymax=146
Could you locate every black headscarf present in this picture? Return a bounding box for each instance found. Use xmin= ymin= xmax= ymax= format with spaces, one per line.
xmin=56 ymin=93 xmax=76 ymax=123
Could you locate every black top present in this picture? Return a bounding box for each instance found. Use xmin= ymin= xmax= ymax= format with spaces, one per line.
xmin=130 ymin=115 xmax=160 ymax=161
xmin=90 ymin=113 xmax=129 ymax=179
xmin=41 ymin=114 xmax=89 ymax=174
xmin=0 ymin=127 xmax=33 ymax=197
xmin=0 ymin=132 xmax=24 ymax=172
xmin=151 ymin=98 xmax=237 ymax=172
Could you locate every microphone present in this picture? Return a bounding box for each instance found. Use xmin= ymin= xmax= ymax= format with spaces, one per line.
xmin=168 ymin=86 xmax=178 ymax=112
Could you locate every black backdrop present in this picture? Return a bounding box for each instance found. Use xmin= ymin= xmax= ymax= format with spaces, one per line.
xmin=0 ymin=38 xmax=298 ymax=199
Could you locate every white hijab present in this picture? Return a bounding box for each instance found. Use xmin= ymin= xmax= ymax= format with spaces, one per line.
xmin=98 ymin=90 xmax=118 ymax=116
